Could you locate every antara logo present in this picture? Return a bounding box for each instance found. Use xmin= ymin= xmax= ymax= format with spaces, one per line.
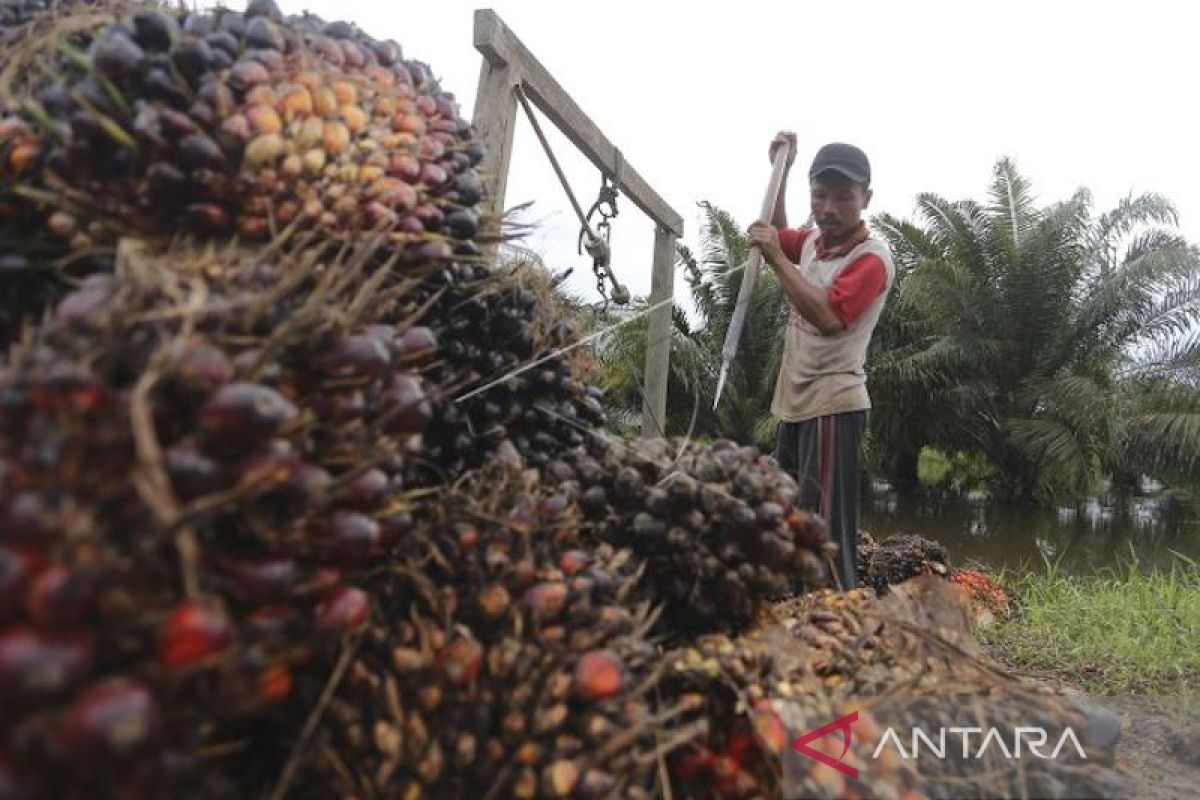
xmin=789 ymin=710 xmax=1087 ymax=773
xmin=790 ymin=711 xmax=860 ymax=779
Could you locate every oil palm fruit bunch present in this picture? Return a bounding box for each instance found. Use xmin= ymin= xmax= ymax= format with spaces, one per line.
xmin=405 ymin=269 xmax=608 ymax=482
xmin=286 ymin=466 xmax=704 ymax=800
xmin=556 ymin=437 xmax=836 ymax=637
xmin=0 ymin=0 xmax=484 ymax=338
xmin=861 ymin=533 xmax=949 ymax=593
xmin=0 ymin=228 xmax=459 ymax=798
xmin=947 ymin=568 xmax=1011 ymax=623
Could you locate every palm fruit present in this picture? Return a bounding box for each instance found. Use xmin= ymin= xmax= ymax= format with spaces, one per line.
xmin=286 ymin=465 xmax=703 ymax=799
xmin=947 ymin=568 xmax=1012 ymax=624
xmin=555 ymin=436 xmax=836 ymax=638
xmin=0 ymin=229 xmax=455 ymax=798
xmin=0 ymin=0 xmax=484 ymax=341
xmin=862 ymin=533 xmax=950 ymax=592
xmin=396 ymin=262 xmax=608 ymax=483
xmin=662 ymin=627 xmax=926 ymax=800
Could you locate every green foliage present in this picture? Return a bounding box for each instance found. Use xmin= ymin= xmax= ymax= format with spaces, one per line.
xmin=872 ymin=159 xmax=1200 ymax=504
xmin=592 ymin=202 xmax=785 ymax=450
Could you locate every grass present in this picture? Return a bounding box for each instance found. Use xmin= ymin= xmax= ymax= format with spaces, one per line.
xmin=980 ymin=549 xmax=1200 ymax=698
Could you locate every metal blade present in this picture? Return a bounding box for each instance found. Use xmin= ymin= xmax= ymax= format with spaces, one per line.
xmin=712 ymin=146 xmax=791 ymax=411
xmin=713 ymin=362 xmax=729 ymax=411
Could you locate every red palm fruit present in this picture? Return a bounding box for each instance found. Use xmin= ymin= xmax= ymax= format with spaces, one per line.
xmin=61 ymin=678 xmax=161 ymax=760
xmin=556 ymin=551 xmax=590 ymax=575
xmin=315 ymin=585 xmax=369 ymax=634
xmin=389 ymin=153 xmax=421 ymax=181
xmin=437 ymin=636 xmax=483 ymax=685
xmin=0 ymin=626 xmax=94 ymax=699
xmin=574 ymin=650 xmax=624 ymax=702
xmin=157 ymin=601 xmax=234 ymax=668
xmin=26 ymin=565 xmax=95 ymax=627
xmin=256 ymin=663 xmax=292 ymax=701
xmin=199 ymin=382 xmax=298 ymax=444
xmin=751 ymin=699 xmax=788 ymax=754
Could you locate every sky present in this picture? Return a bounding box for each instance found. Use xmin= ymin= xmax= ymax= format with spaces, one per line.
xmin=270 ymin=0 xmax=1199 ymax=312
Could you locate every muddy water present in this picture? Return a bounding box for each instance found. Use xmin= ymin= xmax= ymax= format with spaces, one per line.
xmin=861 ymin=488 xmax=1200 ymax=575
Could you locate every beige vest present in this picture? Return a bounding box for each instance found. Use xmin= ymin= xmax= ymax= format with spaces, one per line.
xmin=770 ymin=233 xmax=895 ymax=422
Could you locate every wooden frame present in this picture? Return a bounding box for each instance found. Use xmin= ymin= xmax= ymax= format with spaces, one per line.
xmin=470 ymin=9 xmax=682 ymax=438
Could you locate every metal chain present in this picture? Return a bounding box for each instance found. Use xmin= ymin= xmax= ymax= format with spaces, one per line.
xmin=513 ymin=85 xmax=629 ymax=310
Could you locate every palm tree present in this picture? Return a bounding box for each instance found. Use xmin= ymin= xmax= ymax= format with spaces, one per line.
xmin=595 ymin=202 xmax=786 ymax=450
xmin=872 ymin=159 xmax=1200 ymax=503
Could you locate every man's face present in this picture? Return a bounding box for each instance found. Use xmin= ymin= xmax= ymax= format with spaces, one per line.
xmin=810 ymin=172 xmax=872 ymax=242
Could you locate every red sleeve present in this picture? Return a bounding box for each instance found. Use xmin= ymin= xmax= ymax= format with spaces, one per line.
xmin=827 ymin=253 xmax=888 ymax=327
xmin=777 ymin=227 xmax=811 ymax=263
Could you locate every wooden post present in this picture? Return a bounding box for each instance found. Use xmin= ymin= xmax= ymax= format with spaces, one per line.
xmin=470 ymin=23 xmax=518 ymax=247
xmin=641 ymin=224 xmax=676 ymax=438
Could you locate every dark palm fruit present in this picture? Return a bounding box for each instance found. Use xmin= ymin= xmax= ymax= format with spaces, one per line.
xmin=0 ymin=626 xmax=94 ymax=698
xmin=169 ymin=39 xmax=215 ymax=84
xmin=398 ymin=326 xmax=437 ymax=360
xmin=157 ymin=602 xmax=234 ymax=668
xmin=199 ymin=382 xmax=298 ymax=443
xmin=0 ymin=548 xmax=36 ymax=621
xmin=319 ymin=511 xmax=381 ymax=562
xmin=92 ymin=31 xmax=145 ymax=79
xmin=179 ymin=133 xmax=226 ymax=169
xmin=26 ymin=565 xmax=95 ymax=627
xmin=165 ymin=446 xmax=224 ymax=498
xmin=378 ymin=374 xmax=431 ymax=435
xmin=444 ymin=208 xmax=478 ymax=239
xmin=61 ymin=678 xmax=161 ymax=760
xmin=174 ymin=343 xmax=234 ymax=390
xmin=343 ymin=467 xmax=388 ymax=507
xmin=206 ymin=31 xmax=240 ymax=58
xmin=244 ymin=17 xmax=283 ymax=51
xmin=245 ymin=0 xmax=284 ymax=21
xmin=320 ymin=334 xmax=391 ymax=378
xmin=222 ymin=557 xmax=297 ymax=602
xmin=132 ymin=11 xmax=179 ymax=51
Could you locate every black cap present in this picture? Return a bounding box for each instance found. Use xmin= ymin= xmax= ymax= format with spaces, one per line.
xmin=809 ymin=142 xmax=871 ymax=184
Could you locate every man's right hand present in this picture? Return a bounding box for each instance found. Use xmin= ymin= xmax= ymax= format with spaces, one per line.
xmin=769 ymin=131 xmax=797 ymax=169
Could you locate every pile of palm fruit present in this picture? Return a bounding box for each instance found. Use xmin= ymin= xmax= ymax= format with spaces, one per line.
xmin=0 ymin=2 xmax=1134 ymax=798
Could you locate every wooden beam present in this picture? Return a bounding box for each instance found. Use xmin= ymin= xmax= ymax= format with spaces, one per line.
xmin=472 ymin=9 xmax=683 ymax=237
xmin=641 ymin=224 xmax=676 ymax=438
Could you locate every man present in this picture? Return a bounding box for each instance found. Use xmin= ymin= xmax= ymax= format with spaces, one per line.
xmin=747 ymin=133 xmax=894 ymax=590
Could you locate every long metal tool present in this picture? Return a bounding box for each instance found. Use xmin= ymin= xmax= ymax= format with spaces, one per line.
xmin=713 ymin=146 xmax=792 ymax=410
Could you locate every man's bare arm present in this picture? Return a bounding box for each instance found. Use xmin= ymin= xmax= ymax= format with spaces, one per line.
xmin=747 ymin=221 xmax=845 ymax=335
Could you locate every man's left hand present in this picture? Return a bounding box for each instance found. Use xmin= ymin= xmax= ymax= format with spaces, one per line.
xmin=748 ymin=221 xmax=786 ymax=266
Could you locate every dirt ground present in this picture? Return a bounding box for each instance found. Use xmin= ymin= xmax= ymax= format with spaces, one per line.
xmin=981 ymin=652 xmax=1200 ymax=799
xmin=1090 ymin=694 xmax=1199 ymax=800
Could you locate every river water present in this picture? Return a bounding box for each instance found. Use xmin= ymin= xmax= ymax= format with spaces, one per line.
xmin=861 ymin=488 xmax=1200 ymax=575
